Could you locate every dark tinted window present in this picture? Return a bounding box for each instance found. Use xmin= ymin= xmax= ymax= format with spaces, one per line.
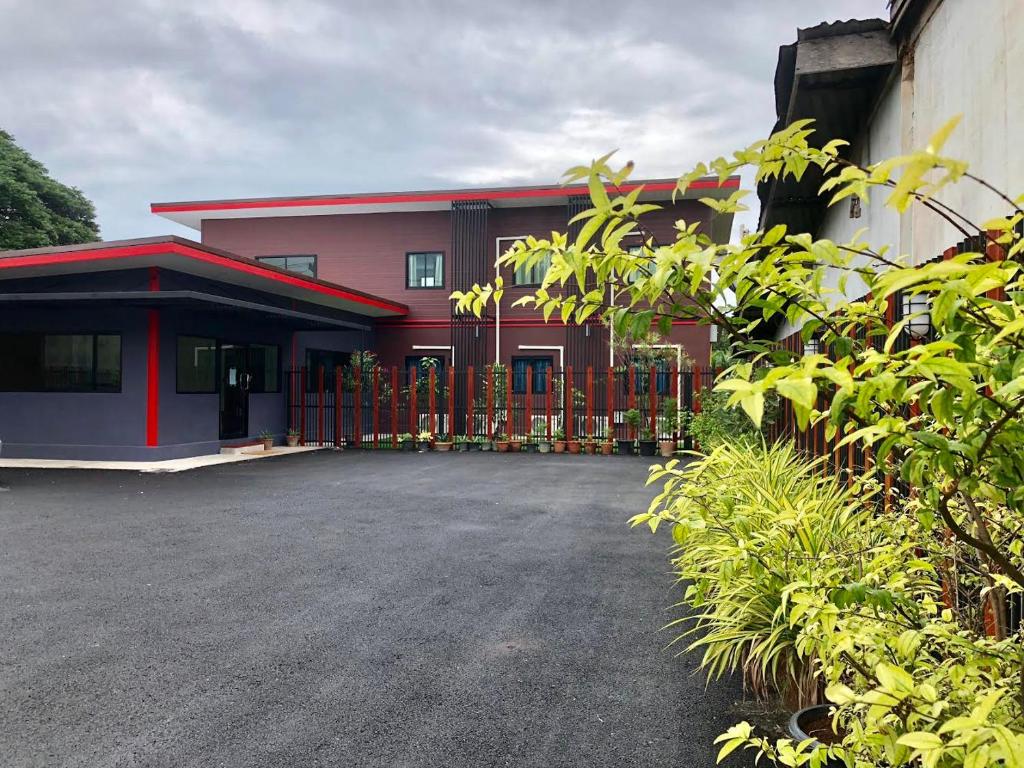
xmin=177 ymin=336 xmax=217 ymax=393
xmin=249 ymin=344 xmax=279 ymax=393
xmin=0 ymin=334 xmax=121 ymax=392
xmin=512 ymin=356 xmax=553 ymax=393
xmin=257 ymin=255 xmax=316 ymax=278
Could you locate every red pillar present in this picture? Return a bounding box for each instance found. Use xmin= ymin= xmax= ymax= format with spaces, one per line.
xmin=648 ymin=365 xmax=657 ymax=438
xmin=335 ymin=366 xmax=342 ymax=448
xmin=566 ymin=366 xmax=574 ymax=441
xmin=390 ymin=366 xmax=398 ymax=448
xmin=627 ymin=365 xmax=637 ymax=440
xmin=145 ymin=309 xmax=159 ymax=447
xmin=429 ymin=366 xmax=437 ymax=438
xmin=546 ymin=367 xmax=553 ymax=439
xmin=448 ymin=366 xmax=455 ymax=439
xmin=606 ymin=367 xmax=614 ymax=441
xmin=318 ymin=365 xmax=325 ymax=446
xmin=487 ymin=366 xmax=495 ymax=440
xmin=372 ymin=366 xmax=380 ymax=449
xmin=525 ymin=366 xmax=533 ymax=437
xmin=409 ymin=367 xmax=417 ymax=435
xmin=353 ymin=366 xmax=362 ymax=448
xmin=585 ymin=366 xmax=594 ymax=437
xmin=466 ymin=366 xmax=475 ymax=439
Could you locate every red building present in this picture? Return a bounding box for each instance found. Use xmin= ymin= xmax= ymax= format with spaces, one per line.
xmin=152 ymin=178 xmax=738 ymax=376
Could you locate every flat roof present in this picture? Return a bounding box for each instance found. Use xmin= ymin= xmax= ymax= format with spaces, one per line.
xmin=0 ymin=236 xmax=408 ymax=318
xmin=151 ymin=177 xmax=741 ymax=230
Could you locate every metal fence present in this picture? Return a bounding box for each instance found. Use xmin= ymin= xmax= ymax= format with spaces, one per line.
xmin=286 ymin=365 xmax=721 ymax=448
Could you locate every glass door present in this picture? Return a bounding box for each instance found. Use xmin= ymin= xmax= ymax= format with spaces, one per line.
xmin=219 ymin=344 xmax=250 ymax=439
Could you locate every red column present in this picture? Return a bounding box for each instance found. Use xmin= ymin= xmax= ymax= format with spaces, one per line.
xmin=145 ymin=309 xmax=159 ymax=447
xmin=318 ymin=366 xmax=325 ymax=446
xmin=409 ymin=367 xmax=417 ymax=435
xmin=525 ymin=366 xmax=533 ymax=437
xmin=448 ymin=366 xmax=456 ymax=439
xmin=372 ymin=366 xmax=380 ymax=449
xmin=487 ymin=366 xmax=495 ymax=440
xmin=335 ymin=366 xmax=342 ymax=448
xmin=300 ymin=367 xmax=307 ymax=445
xmin=606 ymin=367 xmax=614 ymax=441
xmin=353 ymin=366 xmax=362 ymax=448
xmin=546 ymin=367 xmax=553 ymax=439
xmin=585 ymin=366 xmax=594 ymax=437
xmin=627 ymin=365 xmax=637 ymax=439
xmin=466 ymin=366 xmax=475 ymax=439
xmin=648 ymin=365 xmax=657 ymax=437
xmin=566 ymin=366 xmax=574 ymax=441
xmin=505 ymin=367 xmax=512 ymax=437
xmin=429 ymin=366 xmax=437 ymax=438
xmin=390 ymin=367 xmax=399 ymax=448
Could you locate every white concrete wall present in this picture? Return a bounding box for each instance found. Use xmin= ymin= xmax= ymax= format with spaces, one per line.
xmin=907 ymin=0 xmax=1023 ymax=260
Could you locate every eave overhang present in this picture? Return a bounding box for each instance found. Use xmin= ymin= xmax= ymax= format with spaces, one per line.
xmin=0 ymin=236 xmax=408 ymax=318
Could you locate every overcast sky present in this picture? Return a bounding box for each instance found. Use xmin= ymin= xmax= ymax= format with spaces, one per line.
xmin=1 ymin=0 xmax=887 ymax=241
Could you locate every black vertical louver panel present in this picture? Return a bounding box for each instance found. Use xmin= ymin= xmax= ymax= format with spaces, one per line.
xmin=565 ymin=195 xmax=607 ymax=371
xmin=450 ymin=200 xmax=491 ymax=431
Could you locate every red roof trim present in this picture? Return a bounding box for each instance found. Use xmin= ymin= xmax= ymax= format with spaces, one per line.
xmin=150 ymin=179 xmax=739 ymax=214
xmin=0 ymin=242 xmax=407 ymax=314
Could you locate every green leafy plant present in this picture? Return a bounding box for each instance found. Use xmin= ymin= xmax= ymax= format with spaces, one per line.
xmin=398 ymin=432 xmax=413 ymax=442
xmin=415 ymin=431 xmax=432 ymax=442
xmin=553 ymin=427 xmax=566 ymax=442
xmin=452 ymin=116 xmax=1024 ymax=766
xmin=623 ymin=408 xmax=642 ymax=435
xmin=661 ymin=397 xmax=680 ymax=436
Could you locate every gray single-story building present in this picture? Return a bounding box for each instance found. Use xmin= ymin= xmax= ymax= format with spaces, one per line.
xmin=0 ymin=236 xmax=407 ymax=460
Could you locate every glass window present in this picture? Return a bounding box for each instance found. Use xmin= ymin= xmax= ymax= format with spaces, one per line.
xmin=407 ymin=252 xmax=444 ymax=288
xmin=513 ymin=254 xmax=552 ymax=286
xmin=177 ymin=336 xmax=217 ymax=393
xmin=512 ymin=356 xmax=553 ymax=394
xmin=0 ymin=333 xmax=121 ymax=392
xmin=249 ymin=344 xmax=279 ymax=393
xmin=627 ymin=357 xmax=672 ymax=395
xmin=256 ymin=255 xmax=317 ymax=278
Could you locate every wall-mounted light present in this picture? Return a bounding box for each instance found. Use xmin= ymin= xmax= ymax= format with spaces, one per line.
xmin=803 ymin=337 xmax=821 ymax=356
xmin=901 ymin=293 xmax=932 ymax=340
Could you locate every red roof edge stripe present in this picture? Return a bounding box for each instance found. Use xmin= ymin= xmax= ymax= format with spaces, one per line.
xmin=0 ymin=242 xmax=407 ymax=315
xmin=150 ymin=178 xmax=739 ymax=214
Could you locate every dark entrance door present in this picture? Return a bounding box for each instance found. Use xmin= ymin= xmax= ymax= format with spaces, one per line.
xmin=220 ymin=344 xmax=250 ymax=440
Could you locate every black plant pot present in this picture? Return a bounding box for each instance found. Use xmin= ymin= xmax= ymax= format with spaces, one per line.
xmin=616 ymin=438 xmax=635 ymax=456
xmin=789 ymin=705 xmax=843 ymax=764
xmin=637 ymin=440 xmax=658 ymax=457
xmin=400 ymin=440 xmax=414 ymax=452
xmin=467 ymin=441 xmax=482 ymax=451
xmin=523 ymin=442 xmax=538 ymax=453
xmin=417 ymin=441 xmax=431 ymax=452
xmin=458 ymin=441 xmax=470 ymax=452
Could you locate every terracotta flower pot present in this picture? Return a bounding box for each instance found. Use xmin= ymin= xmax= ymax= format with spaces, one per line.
xmin=601 ymin=442 xmax=613 ymax=455
xmin=553 ymin=441 xmax=566 ymax=453
xmin=509 ymin=440 xmax=522 ymax=452
xmin=262 ymin=438 xmax=273 ymax=451
xmin=495 ymin=441 xmax=510 ymax=453
xmin=583 ymin=441 xmax=597 ymax=455
xmin=659 ymin=439 xmax=677 ymax=457
xmin=435 ymin=441 xmax=453 ymax=452
xmin=286 ymin=435 xmax=299 ymax=448
xmin=567 ymin=440 xmax=581 ymax=454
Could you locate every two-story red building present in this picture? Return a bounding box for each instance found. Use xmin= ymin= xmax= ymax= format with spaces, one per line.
xmin=0 ymin=178 xmax=736 ymax=460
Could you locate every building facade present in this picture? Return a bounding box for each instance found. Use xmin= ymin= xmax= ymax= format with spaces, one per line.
xmin=0 ymin=178 xmax=737 ymax=460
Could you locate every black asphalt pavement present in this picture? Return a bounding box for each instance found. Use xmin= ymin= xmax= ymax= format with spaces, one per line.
xmin=0 ymin=452 xmax=743 ymax=767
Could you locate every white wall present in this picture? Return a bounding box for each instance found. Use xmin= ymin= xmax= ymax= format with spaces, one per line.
xmin=907 ymin=0 xmax=1023 ymax=259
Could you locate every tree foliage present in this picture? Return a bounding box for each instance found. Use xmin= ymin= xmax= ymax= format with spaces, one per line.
xmin=452 ymin=116 xmax=1024 ymax=766
xmin=0 ymin=129 xmax=99 ymax=249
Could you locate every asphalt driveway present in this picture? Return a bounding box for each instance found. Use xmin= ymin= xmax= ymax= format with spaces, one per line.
xmin=0 ymin=452 xmax=742 ymax=767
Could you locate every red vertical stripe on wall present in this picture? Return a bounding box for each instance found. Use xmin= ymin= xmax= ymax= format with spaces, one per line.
xmin=145 ymin=309 xmax=160 ymax=447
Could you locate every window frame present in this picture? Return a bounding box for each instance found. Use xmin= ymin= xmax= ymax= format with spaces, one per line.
xmin=511 ymin=355 xmax=554 ymax=394
xmin=512 ymin=253 xmax=553 ymax=287
xmin=256 ymin=254 xmax=318 ymax=278
xmin=405 ymin=251 xmax=446 ymax=290
xmin=248 ymin=343 xmax=281 ymax=394
xmin=0 ymin=332 xmax=123 ymax=394
xmin=176 ymin=335 xmax=218 ymax=394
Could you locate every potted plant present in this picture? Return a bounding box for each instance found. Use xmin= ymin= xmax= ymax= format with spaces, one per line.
xmin=509 ymin=435 xmax=523 ymax=452
xmin=416 ymin=430 xmax=432 ymax=452
xmin=620 ymin=408 xmax=642 ymax=455
xmin=434 ymin=433 xmax=453 ymax=451
xmin=494 ymin=432 xmax=510 ymax=452
xmin=455 ymin=434 xmax=469 ymax=452
xmin=399 ymin=432 xmax=414 ymax=452
xmin=660 ymin=397 xmax=680 ymax=457
xmin=286 ymin=428 xmax=300 ymax=448
xmin=567 ymin=435 xmax=582 ymax=454
xmin=258 ymin=430 xmax=274 ymax=450
xmin=468 ymin=435 xmax=484 ymax=451
xmin=601 ymin=439 xmax=613 ymax=455
xmin=534 ymin=425 xmax=551 ymax=453
xmin=552 ymin=427 xmax=566 ymax=454
xmin=583 ymin=435 xmax=597 ymax=455
xmin=522 ymin=434 xmax=538 ymax=453
xmin=637 ymin=427 xmax=658 ymax=457
xmin=480 ymin=435 xmax=493 ymax=451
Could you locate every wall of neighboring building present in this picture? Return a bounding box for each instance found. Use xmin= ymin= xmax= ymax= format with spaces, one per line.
xmin=906 ymin=0 xmax=1022 ymax=261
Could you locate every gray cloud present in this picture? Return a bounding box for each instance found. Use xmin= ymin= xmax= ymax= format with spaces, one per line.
xmin=0 ymin=0 xmax=887 ymax=240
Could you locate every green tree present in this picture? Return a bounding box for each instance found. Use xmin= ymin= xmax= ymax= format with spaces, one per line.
xmin=0 ymin=130 xmax=99 ymax=249
xmin=453 ymin=118 xmax=1024 ymax=766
